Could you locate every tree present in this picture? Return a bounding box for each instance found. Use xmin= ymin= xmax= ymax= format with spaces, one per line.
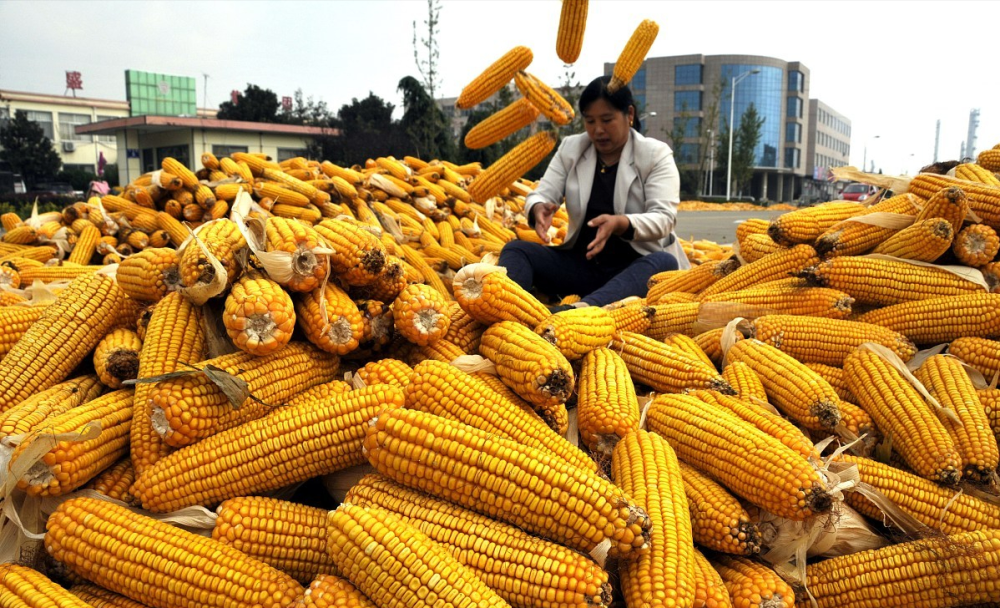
xmin=398 ymin=76 xmax=455 ymax=161
xmin=695 ymin=80 xmax=725 ymax=196
xmin=733 ymin=103 xmax=765 ymax=197
xmin=557 ymin=67 xmax=584 ymax=138
xmin=0 ymin=110 xmax=61 ymax=188
xmin=310 ymin=93 xmax=410 ymax=166
xmin=217 ymin=84 xmax=281 ymax=123
xmin=281 ymin=89 xmax=333 ymax=127
xmin=412 ymin=0 xmax=443 ymax=99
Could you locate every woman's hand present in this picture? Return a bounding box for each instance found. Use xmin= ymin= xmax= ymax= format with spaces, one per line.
xmin=533 ymin=202 xmax=559 ymax=243
xmin=586 ymin=214 xmax=630 ymax=260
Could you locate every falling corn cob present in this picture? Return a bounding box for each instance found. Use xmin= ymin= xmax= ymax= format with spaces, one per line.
xmin=870 ymin=217 xmax=954 ymax=261
xmin=263 ymin=216 xmax=331 ymax=292
xmin=698 ymin=245 xmax=819 ymax=300
xmin=362 ymin=406 xmax=651 ymax=559
xmin=608 ymin=19 xmax=659 ymax=93
xmin=212 ymin=496 xmax=339 ymax=584
xmin=750 ymin=314 xmax=917 ymax=367
xmin=346 ymin=474 xmax=611 ymax=608
xmin=612 ymin=331 xmax=734 ymax=394
xmin=0 ymin=273 xmax=125 ymax=412
xmin=677 ymin=459 xmax=761 ymax=555
xmin=767 ymin=201 xmax=867 ymax=245
xmin=646 ymin=393 xmax=831 ymax=520
xmin=856 ymin=293 xmax=1000 ymax=344
xmin=0 ymin=564 xmax=93 ymax=607
xmin=223 ymin=271 xmax=296 ymax=355
xmin=534 ymin=306 xmax=615 ymax=360
xmin=456 ymin=46 xmax=533 ymax=109
xmin=45 ymin=496 xmax=303 ymax=608
xmin=464 ymin=97 xmax=540 ymax=150
xmin=577 ymin=347 xmax=641 ymax=456
xmin=613 ymin=429 xmax=695 ymax=608
xmin=148 ymin=342 xmax=338 ymax=447
xmin=297 ymin=282 xmax=365 ymax=355
xmin=711 ymin=556 xmax=794 ymax=608
xmin=514 ymin=71 xmax=575 ymax=126
xmin=555 ymin=0 xmax=588 ymax=64
xmin=469 ymin=131 xmax=557 ymax=203
xmin=802 ymin=529 xmax=1000 ymax=608
xmin=84 ymin=457 xmax=136 ymax=504
xmin=135 ymin=384 xmax=404 ymax=512
xmin=953 ymin=223 xmax=999 ymax=267
xmin=844 ymin=348 xmax=962 ymax=484
xmin=92 ymin=328 xmax=142 ymax=389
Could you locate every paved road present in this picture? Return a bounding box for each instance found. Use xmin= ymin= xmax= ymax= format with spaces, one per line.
xmin=675 ymin=209 xmax=789 ymax=244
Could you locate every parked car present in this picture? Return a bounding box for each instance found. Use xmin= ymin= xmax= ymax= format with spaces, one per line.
xmin=24 ymin=182 xmax=79 ymax=199
xmin=840 ymin=183 xmax=878 ymax=202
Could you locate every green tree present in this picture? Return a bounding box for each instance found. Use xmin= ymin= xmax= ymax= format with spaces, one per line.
xmin=217 ymin=84 xmax=281 ymax=123
xmin=310 ymin=93 xmax=410 ymax=166
xmin=695 ymin=80 xmax=725 ymax=196
xmin=412 ymin=0 xmax=443 ymax=99
xmin=398 ymin=76 xmax=455 ymax=161
xmin=733 ymin=103 xmax=765 ymax=197
xmin=0 ymin=110 xmax=61 ymax=188
xmin=281 ymin=89 xmax=333 ymax=127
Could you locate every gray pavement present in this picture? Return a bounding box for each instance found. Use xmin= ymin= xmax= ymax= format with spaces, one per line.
xmin=675 ymin=209 xmax=789 ymax=245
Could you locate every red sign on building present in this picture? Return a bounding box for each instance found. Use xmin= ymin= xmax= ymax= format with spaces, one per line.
xmin=231 ymin=90 xmax=240 ymax=104
xmin=282 ymin=96 xmax=293 ymax=111
xmin=66 ymin=71 xmax=83 ymax=90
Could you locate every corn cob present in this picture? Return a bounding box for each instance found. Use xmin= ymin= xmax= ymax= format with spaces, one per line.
xmin=469 ymin=131 xmax=557 ymax=203
xmin=312 ymin=218 xmax=386 ymax=286
xmin=2 ymin=225 xmax=36 ymax=244
xmin=736 ymin=218 xmax=770 ymax=245
xmin=802 ymin=529 xmax=1000 ymax=608
xmin=149 ymin=342 xmax=338 ymax=447
xmin=953 ymin=223 xmax=999 ymax=267
xmin=126 ymin=229 xmax=150 ymax=250
xmin=452 ymin=262 xmax=550 ymax=326
xmin=93 ymin=328 xmax=142 ymax=389
xmin=0 ymin=304 xmax=48 ymax=360
xmin=296 ymin=574 xmax=374 ymax=608
xmin=750 ymin=314 xmax=917 ymax=367
xmin=982 ymin=388 xmax=1000 ymax=443
xmin=534 ymin=306 xmax=615 ymax=360
xmin=738 ymin=232 xmax=783 ymax=263
xmin=857 ymin=293 xmax=1000 ymax=344
xmin=0 ymin=375 xmax=103 ymax=440
xmin=514 ymin=71 xmax=574 ymax=126
xmin=612 ymin=331 xmax=734 ymax=394
xmin=646 ymin=301 xmax=701 ymax=338
xmin=802 ymin=362 xmax=854 ymax=403
xmin=914 ymin=354 xmax=999 ymax=482
xmin=135 ymin=383 xmax=403 ymax=511
xmin=405 ymin=338 xmax=466 ymax=366
xmin=349 ymin=256 xmax=406 ymax=302
xmin=464 ymin=99 xmax=539 ymax=150
xmin=608 ymin=304 xmax=656 ymax=334
xmin=347 ymin=473 xmax=610 ymax=608
xmin=677 ymin=459 xmax=760 ymax=555
xmin=478 ymin=320 xmax=574 ymax=432
xmin=349 ymin=299 xmax=394 ymax=357
xmin=0 ymin=245 xmax=57 ymax=264
xmin=223 ymin=271 xmax=295 ymax=355
xmin=979 ymin=260 xmax=1000 ymax=291
xmin=912 ymin=182 xmax=971 ymax=234
xmin=18 ymin=264 xmax=100 ymax=284
xmin=910 ymin=174 xmax=1000 ymax=229
xmin=869 ymin=217 xmax=954 ymax=261
xmin=695 ymin=327 xmax=742 ymax=367
xmin=256 ymin=181 xmax=312 ymax=207
xmin=441 ymin=301 xmax=484 ymax=352
xmin=608 ymin=19 xmax=659 ymax=93
xmin=263 ymin=217 xmax=331 ymax=292
xmin=84 ymin=457 xmax=136 ymax=504
xmin=470 ymin=369 xmax=539 ymax=417
xmin=363 ymin=406 xmax=651 ymax=559
xmin=272 ymin=203 xmax=321 ymax=223
xmin=815 ymin=192 xmax=924 ymax=258
xmin=0 ymin=564 xmax=93 ymax=607
xmin=845 ymin=348 xmax=961 ymax=483
xmin=0 ymin=212 xmax=22 ymax=232
xmin=0 ymin=290 xmax=26 ymax=306
xmin=70 ymin=583 xmax=150 ymax=608
xmin=297 ymin=282 xmax=365 ymax=355
xmin=721 ymin=360 xmax=767 ymax=402
xmin=45 ymin=496 xmax=303 ymax=607
xmin=555 ymin=0 xmax=588 ymax=64
xmin=160 ymin=156 xmax=198 ymax=189
xmin=392 ymin=283 xmax=451 ymax=345
xmin=286 ymin=378 xmax=352 ymax=406
xmin=978 ymin=148 xmax=1000 ymax=171
xmin=700 ymin=282 xmax=854 ymax=319
xmin=692 ymin=548 xmax=733 ymax=608
xmin=613 ymin=429 xmax=695 ymax=608
xmin=456 ymin=46 xmax=533 ymax=109
xmin=177 ymin=219 xmax=246 ymax=298
xmin=712 ymin=556 xmax=794 ymax=608
xmin=0 ymin=273 xmax=125 ymax=412
xmin=0 ymin=264 xmax=21 ymax=292
xmin=646 ymin=393 xmax=831 ymax=520
xmin=768 ymin=201 xmax=867 ymax=245
xmin=698 ymin=245 xmax=818 ymax=300
xmin=576 ymin=347 xmax=640 ymax=457
xmin=663 ymin=332 xmax=716 ymax=370
xmin=647 ymin=258 xmax=738 ymax=301
xmin=948 ymin=336 xmax=1000 ymax=379
xmin=116 ymin=247 xmax=180 ymax=302
xmin=354 ymin=357 xmax=411 ymax=389
xmin=155 ymin=211 xmax=187 ymax=246
xmin=212 ymin=496 xmax=339 ymax=584
xmin=67 ymin=222 xmax=100 ymax=265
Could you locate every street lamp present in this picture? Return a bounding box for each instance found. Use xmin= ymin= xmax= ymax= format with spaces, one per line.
xmin=638 ymin=111 xmax=656 ymax=135
xmin=863 ymin=135 xmax=880 ymax=173
xmin=726 ymin=69 xmax=760 ymax=202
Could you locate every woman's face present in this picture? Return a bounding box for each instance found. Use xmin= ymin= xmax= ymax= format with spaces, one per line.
xmin=583 ymin=98 xmax=633 ymax=158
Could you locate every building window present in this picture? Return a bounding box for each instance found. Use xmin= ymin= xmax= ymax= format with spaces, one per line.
xmin=674 ymin=91 xmax=702 ymax=112
xmin=25 ymin=110 xmax=54 ymax=139
xmin=142 ymin=148 xmax=156 ymax=173
xmin=633 ymin=93 xmax=646 ymax=114
xmin=213 ymin=145 xmax=249 ymax=157
xmin=678 ymin=143 xmax=700 ymax=164
xmin=785 ymin=123 xmax=801 ymax=143
xmin=786 ymin=97 xmax=802 ymax=119
xmin=788 ymin=71 xmax=805 ymax=92
xmin=96 ymin=115 xmax=118 ymax=143
xmin=156 ymin=145 xmax=190 ymax=169
xmin=674 ymin=116 xmax=702 ymax=139
xmin=58 ymin=113 xmax=91 ymax=141
xmin=784 ymin=147 xmax=800 ymax=169
xmin=631 ymin=67 xmax=646 ymax=91
xmin=277 ymin=148 xmax=309 ymax=162
xmin=674 ymin=64 xmax=702 ymax=86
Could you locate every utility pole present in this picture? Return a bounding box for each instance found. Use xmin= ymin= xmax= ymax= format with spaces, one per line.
xmin=933 ymin=119 xmax=940 ymax=162
xmin=707 ymin=129 xmax=715 ymax=196
xmin=202 ymin=74 xmax=210 ymax=115
xmin=966 ymin=109 xmax=980 ymax=160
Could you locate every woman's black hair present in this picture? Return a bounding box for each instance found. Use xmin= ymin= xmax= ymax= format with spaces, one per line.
xmin=578 ymin=75 xmax=640 ymax=131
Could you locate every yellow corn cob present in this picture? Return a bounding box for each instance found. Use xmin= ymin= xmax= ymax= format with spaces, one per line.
xmin=534 ymin=306 xmax=615 ymax=360
xmin=844 ymin=348 xmax=961 ymax=483
xmin=2 ymin=225 xmax=36 ymax=244
xmin=297 ymin=282 xmax=365 ymax=355
xmin=750 ymin=314 xmax=917 ymax=367
xmin=979 ymin=260 xmax=1000 ymax=291
xmin=9 ymin=389 xmax=133 ymax=496
xmin=441 ymin=301 xmax=484 ymax=352
xmin=224 ymin=271 xmax=296 ymax=355
xmin=0 ymin=304 xmax=48 ymax=360
xmin=452 ymin=263 xmax=550 ymax=326
xmin=154 ymin=211 xmax=186 ymax=246
xmin=735 ymin=218 xmax=770 ymax=245
xmin=869 ymin=216 xmax=954 ymax=261
xmin=814 ymin=192 xmax=922 ymax=258
xmin=348 ymin=299 xmax=394 ymax=357
xmin=392 ymin=283 xmax=451 ymax=345
xmin=178 ymin=219 xmax=247 ymax=295
xmin=272 ymin=202 xmax=321 ymax=223
xmin=912 ymin=182 xmax=970 ymax=234
xmin=700 ymin=281 xmax=854 ymax=319
xmin=646 ymin=301 xmax=701 ymax=338
xmin=0 ymin=273 xmax=125 ymax=412
xmin=857 ymin=293 xmax=1000 ymax=344
xmin=953 ymin=223 xmax=999 ymax=267
xmin=720 ymin=361 xmax=766 ymax=402
xmin=262 ymin=167 xmax=330 ymax=206
xmin=404 ymin=338 xmax=466 ymax=366
xmin=698 ymin=245 xmax=818 ymax=300
xmin=677 ymin=459 xmax=760 ymax=555
xmin=349 ymin=256 xmax=406 ymax=302
xmin=70 ymin=583 xmax=150 ymax=608
xmin=256 ymin=181 xmax=312 ymax=207
xmin=692 ymin=327 xmax=740 ymax=368
xmin=0 ymin=290 xmax=25 ymax=306
xmin=0 ymin=564 xmax=93 ymax=607
xmin=0 ymin=375 xmax=103 ymax=440
xmin=479 ymin=320 xmax=574 ymax=433
xmin=297 ymin=575 xmax=375 ymax=608
xmin=712 ymin=556 xmax=794 ymax=608
xmin=149 ymin=342 xmax=338 ymax=447
xmin=978 ymin=148 xmax=1000 ymax=171
xmin=212 ymin=496 xmax=339 ymax=584
xmin=456 ymin=45 xmax=533 ymax=109
xmin=949 ymin=336 xmax=1000 ymax=379
xmin=802 ymin=529 xmax=1000 ymax=608
xmin=135 ymin=384 xmax=403 ymax=512
xmin=612 ymin=331 xmax=734 ymax=394
xmin=608 ymin=19 xmax=659 ymax=93
xmin=313 ymin=218 xmax=387 ymax=286
xmin=327 ymin=503 xmax=510 ymax=608
xmin=469 ymin=131 xmax=557 ymax=203
xmin=910 ymin=175 xmax=1000 ymax=229
xmin=17 ymin=264 xmax=100 ymax=284
xmin=181 ymin=201 xmax=204 ymax=222
xmin=355 ymin=358 xmax=412 ymax=389
xmin=692 ymin=548 xmax=733 ymax=608
xmin=46 ymin=496 xmax=303 ymax=607
xmin=955 ymin=162 xmax=1000 ymax=186
xmin=514 ymin=71 xmax=574 ymax=126
xmin=83 ymin=457 xmax=136 ymax=504
xmin=802 ymin=362 xmax=854 ymax=403
xmin=160 ymin=156 xmax=198 ymax=189
xmin=0 ymin=212 xmax=22 ymax=232
xmin=363 ymin=406 xmax=651 ymax=559
xmin=839 ymin=454 xmax=1000 ymax=535
xmin=914 ymin=354 xmax=999 ymax=482
xmin=768 ymin=201 xmax=867 ymax=245
xmin=646 ymin=393 xmax=831 ymax=520
xmin=116 ymin=247 xmax=180 ymax=302
xmin=555 ymin=0 xmax=588 ymax=64
xmin=738 ymin=232 xmax=783 ymax=263
xmin=93 ymin=328 xmax=142 ymax=389
xmin=286 ymin=378 xmax=352 ymax=406
xmin=101 ymin=194 xmax=159 ymax=221
xmin=613 ymin=429 xmax=695 ymax=608
xmin=67 ymin=222 xmax=100 ymax=265
xmin=0 ymin=245 xmax=58 ymax=264
xmin=576 ymin=347 xmax=640 ymax=456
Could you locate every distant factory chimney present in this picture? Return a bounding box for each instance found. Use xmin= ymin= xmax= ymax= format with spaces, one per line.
xmin=933 ymin=119 xmax=940 ymax=162
xmin=966 ymin=109 xmax=980 ymax=161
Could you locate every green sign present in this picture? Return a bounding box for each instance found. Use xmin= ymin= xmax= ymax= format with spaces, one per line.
xmin=125 ymin=70 xmax=197 ymax=117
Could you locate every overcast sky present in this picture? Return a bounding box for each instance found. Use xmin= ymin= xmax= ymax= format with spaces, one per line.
xmin=1 ymin=0 xmax=997 ymax=176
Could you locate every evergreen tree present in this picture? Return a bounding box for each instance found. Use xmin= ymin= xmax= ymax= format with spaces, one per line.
xmin=217 ymin=84 xmax=281 ymax=123
xmin=0 ymin=110 xmax=61 ymax=188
